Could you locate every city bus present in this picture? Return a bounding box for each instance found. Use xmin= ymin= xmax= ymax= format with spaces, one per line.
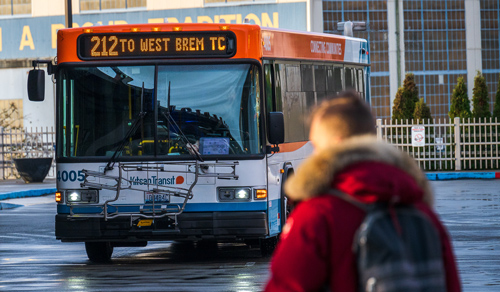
xmin=28 ymin=23 xmax=369 ymax=262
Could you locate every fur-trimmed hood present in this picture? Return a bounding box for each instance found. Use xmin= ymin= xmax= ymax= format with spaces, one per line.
xmin=284 ymin=135 xmax=434 ymax=207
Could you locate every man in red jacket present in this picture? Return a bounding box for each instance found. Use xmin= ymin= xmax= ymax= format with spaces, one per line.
xmin=265 ymin=91 xmax=461 ymax=292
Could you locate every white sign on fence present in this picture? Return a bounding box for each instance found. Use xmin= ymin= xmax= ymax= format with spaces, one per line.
xmin=412 ymin=126 xmax=425 ymax=147
xmin=435 ymin=137 xmax=445 ymax=152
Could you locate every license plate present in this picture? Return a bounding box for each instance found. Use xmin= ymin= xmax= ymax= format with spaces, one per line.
xmin=145 ymin=192 xmax=170 ymax=204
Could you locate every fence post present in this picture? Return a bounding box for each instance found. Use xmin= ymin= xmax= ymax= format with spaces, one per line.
xmin=454 ymin=117 xmax=461 ymax=170
xmin=376 ymin=119 xmax=382 ymax=140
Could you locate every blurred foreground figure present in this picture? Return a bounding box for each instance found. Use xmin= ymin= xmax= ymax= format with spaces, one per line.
xmin=265 ymin=91 xmax=461 ymax=292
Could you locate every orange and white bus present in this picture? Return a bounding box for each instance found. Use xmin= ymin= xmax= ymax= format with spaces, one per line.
xmin=28 ymin=23 xmax=369 ymax=262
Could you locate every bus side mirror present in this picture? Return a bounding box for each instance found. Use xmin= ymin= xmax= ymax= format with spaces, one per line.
xmin=268 ymin=112 xmax=284 ymax=145
xmin=27 ymin=69 xmax=45 ymax=102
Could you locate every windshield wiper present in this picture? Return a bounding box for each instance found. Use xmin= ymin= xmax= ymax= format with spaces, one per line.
xmin=104 ymin=82 xmax=146 ymax=173
xmin=162 ymin=81 xmax=204 ymax=162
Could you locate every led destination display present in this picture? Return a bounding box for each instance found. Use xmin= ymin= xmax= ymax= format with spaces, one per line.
xmin=77 ymin=32 xmax=236 ymax=60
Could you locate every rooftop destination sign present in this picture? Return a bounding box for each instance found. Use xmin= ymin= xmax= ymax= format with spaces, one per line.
xmin=77 ymin=32 xmax=236 ymax=60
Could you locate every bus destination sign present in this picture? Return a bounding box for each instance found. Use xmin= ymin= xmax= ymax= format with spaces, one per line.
xmin=77 ymin=32 xmax=236 ymax=60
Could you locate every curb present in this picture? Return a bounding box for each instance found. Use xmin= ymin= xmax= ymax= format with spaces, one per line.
xmin=426 ymin=172 xmax=500 ymax=181
xmin=0 ymin=188 xmax=57 ymax=201
xmin=0 ymin=202 xmax=23 ymax=210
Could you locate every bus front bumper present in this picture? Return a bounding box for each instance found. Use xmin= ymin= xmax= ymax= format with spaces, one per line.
xmin=55 ymin=211 xmax=268 ymax=242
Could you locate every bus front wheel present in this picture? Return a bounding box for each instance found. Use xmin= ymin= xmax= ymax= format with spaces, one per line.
xmin=85 ymin=242 xmax=113 ymax=263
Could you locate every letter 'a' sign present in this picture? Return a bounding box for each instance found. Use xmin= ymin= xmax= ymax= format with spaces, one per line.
xmin=77 ymin=32 xmax=236 ymax=60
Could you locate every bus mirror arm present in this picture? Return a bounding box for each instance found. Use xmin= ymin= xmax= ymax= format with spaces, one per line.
xmin=266 ymin=145 xmax=280 ymax=154
xmin=31 ymin=60 xmax=56 ymax=75
xmin=27 ymin=60 xmax=57 ymax=102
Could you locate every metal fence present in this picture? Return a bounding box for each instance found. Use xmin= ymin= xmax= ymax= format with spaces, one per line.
xmin=1 ymin=119 xmax=500 ymax=180
xmin=377 ymin=117 xmax=500 ymax=170
xmin=0 ymin=127 xmax=55 ymax=179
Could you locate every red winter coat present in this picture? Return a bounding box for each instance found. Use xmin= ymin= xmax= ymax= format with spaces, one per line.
xmin=265 ymin=135 xmax=461 ymax=292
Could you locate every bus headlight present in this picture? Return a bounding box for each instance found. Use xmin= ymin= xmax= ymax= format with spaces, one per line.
xmin=66 ymin=190 xmax=98 ymax=203
xmin=235 ymin=189 xmax=250 ymax=200
xmin=218 ymin=187 xmax=251 ymax=201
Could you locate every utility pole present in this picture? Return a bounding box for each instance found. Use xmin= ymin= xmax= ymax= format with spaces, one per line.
xmin=395 ymin=0 xmax=401 ymax=87
xmin=65 ymin=0 xmax=73 ymax=28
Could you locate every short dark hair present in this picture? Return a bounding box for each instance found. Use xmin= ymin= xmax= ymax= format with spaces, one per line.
xmin=311 ymin=90 xmax=375 ymax=139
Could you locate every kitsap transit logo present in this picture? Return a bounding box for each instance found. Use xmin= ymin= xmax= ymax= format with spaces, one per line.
xmin=130 ymin=176 xmax=185 ymax=186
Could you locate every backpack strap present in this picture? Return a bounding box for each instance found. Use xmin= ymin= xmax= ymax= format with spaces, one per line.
xmin=327 ymin=189 xmax=371 ymax=212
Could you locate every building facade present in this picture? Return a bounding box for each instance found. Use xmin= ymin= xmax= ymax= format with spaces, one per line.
xmin=324 ymin=0 xmax=500 ymax=120
xmin=0 ymin=0 xmax=499 ymax=127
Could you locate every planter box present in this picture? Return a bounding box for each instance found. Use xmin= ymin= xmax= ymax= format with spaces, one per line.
xmin=13 ymin=158 xmax=53 ymax=183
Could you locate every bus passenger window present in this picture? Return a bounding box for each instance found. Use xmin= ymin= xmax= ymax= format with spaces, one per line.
xmin=285 ymin=65 xmax=301 ymax=92
xmin=274 ymin=64 xmax=284 ymax=112
xmin=328 ymin=67 xmax=343 ymax=94
xmin=345 ymin=68 xmax=354 ymax=90
xmin=264 ymin=64 xmax=274 ymax=113
xmin=301 ymin=64 xmax=314 ymax=92
xmin=314 ymin=65 xmax=326 ymax=93
xmin=357 ymin=69 xmax=365 ymax=100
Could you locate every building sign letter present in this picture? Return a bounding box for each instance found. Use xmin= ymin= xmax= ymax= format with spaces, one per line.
xmin=19 ymin=25 xmax=35 ymax=50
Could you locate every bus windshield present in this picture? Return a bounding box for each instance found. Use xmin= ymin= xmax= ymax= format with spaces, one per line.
xmin=57 ymin=63 xmax=262 ymax=159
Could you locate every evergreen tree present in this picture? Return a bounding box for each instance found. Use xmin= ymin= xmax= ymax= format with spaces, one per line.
xmin=492 ymin=74 xmax=500 ymax=119
xmin=414 ymin=98 xmax=433 ymax=123
xmin=392 ymin=73 xmax=419 ymax=122
xmin=472 ymin=71 xmax=491 ymax=118
xmin=449 ymin=76 xmax=471 ymax=120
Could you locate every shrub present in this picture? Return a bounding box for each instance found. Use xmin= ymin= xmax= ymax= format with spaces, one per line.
xmin=449 ymin=76 xmax=471 ymax=120
xmin=493 ymin=74 xmax=500 ymax=119
xmin=414 ymin=98 xmax=432 ymax=123
xmin=392 ymin=73 xmax=419 ymax=121
xmin=472 ymin=71 xmax=491 ymax=119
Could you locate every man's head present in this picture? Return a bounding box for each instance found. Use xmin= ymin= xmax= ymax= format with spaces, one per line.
xmin=309 ymin=90 xmax=375 ymax=151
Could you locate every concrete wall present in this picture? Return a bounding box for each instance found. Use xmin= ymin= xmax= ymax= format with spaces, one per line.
xmin=0 ymin=67 xmax=55 ymax=129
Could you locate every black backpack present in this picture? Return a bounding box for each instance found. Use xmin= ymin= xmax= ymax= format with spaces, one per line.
xmin=329 ymin=190 xmax=446 ymax=292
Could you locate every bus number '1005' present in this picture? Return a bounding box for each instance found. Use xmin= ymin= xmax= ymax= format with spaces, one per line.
xmin=57 ymin=170 xmax=85 ymax=182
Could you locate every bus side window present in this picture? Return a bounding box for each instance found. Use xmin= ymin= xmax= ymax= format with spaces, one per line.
xmin=315 ymin=65 xmax=327 ymax=104
xmin=274 ymin=63 xmax=284 ymax=112
xmin=330 ymin=66 xmax=343 ymax=94
xmin=357 ymin=69 xmax=365 ymax=101
xmin=264 ymin=64 xmax=275 ymax=113
xmin=284 ymin=64 xmax=305 ymax=142
xmin=345 ymin=67 xmax=354 ymax=90
xmin=301 ymin=64 xmax=314 ymax=138
xmin=301 ymin=64 xmax=314 ymax=92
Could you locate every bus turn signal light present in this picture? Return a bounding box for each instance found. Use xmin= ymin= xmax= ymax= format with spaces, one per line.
xmin=255 ymin=189 xmax=267 ymax=199
xmin=55 ymin=192 xmax=62 ymax=202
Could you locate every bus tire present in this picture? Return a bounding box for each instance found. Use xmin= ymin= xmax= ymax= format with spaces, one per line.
xmin=196 ymin=240 xmax=218 ymax=250
xmin=85 ymin=242 xmax=113 ymax=263
xmin=260 ymin=236 xmax=278 ymax=257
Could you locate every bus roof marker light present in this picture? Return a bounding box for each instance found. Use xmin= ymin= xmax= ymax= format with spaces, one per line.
xmin=151 ymin=27 xmax=161 ymax=32
xmin=220 ymin=25 xmax=230 ymax=31
xmin=172 ymin=27 xmax=183 ymax=32
xmin=83 ymin=28 xmax=93 ymax=33
xmin=130 ymin=27 xmax=141 ymax=32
